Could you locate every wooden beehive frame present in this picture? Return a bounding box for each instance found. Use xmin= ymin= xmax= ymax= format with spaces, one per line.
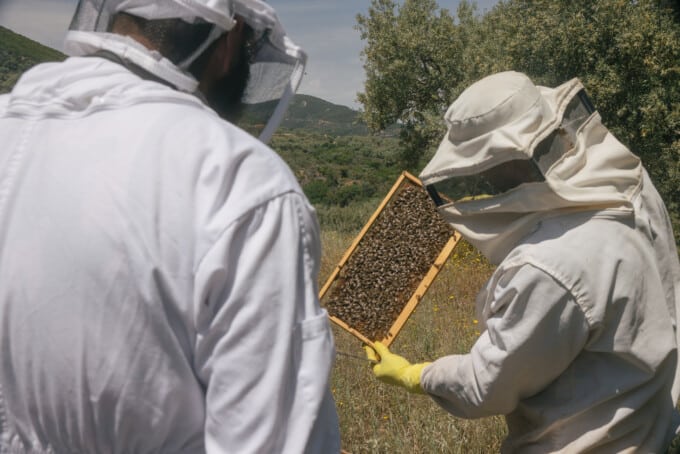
xmin=319 ymin=171 xmax=462 ymax=347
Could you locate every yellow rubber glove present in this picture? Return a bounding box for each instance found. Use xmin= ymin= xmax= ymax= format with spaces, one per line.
xmin=364 ymin=342 xmax=431 ymax=394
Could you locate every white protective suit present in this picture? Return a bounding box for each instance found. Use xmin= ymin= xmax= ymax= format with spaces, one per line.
xmin=419 ymin=72 xmax=680 ymax=453
xmin=0 ymin=3 xmax=340 ymax=453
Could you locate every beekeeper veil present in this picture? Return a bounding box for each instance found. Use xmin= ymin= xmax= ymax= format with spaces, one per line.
xmin=420 ymin=71 xmax=642 ymax=264
xmin=65 ymin=0 xmax=306 ymax=143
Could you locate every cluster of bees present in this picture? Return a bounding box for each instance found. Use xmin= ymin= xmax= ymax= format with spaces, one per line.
xmin=323 ymin=183 xmax=454 ymax=341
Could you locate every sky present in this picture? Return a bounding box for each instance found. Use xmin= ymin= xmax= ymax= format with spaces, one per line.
xmin=0 ymin=0 xmax=499 ymax=109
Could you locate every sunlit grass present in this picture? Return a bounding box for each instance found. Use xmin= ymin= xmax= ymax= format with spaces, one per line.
xmin=320 ymin=224 xmax=507 ymax=453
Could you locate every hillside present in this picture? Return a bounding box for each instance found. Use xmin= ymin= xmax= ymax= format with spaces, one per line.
xmin=271 ymin=131 xmax=403 ymax=202
xmin=281 ymin=95 xmax=369 ymax=136
xmin=238 ymin=94 xmax=369 ymax=136
xmin=0 ymin=26 xmax=66 ymax=93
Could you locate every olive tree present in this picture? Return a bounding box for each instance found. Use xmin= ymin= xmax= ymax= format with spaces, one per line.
xmin=357 ymin=0 xmax=680 ymax=243
xmin=356 ymin=0 xmax=462 ymax=167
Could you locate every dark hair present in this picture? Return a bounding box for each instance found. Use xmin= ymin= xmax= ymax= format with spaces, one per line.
xmin=110 ymin=12 xmax=215 ymax=65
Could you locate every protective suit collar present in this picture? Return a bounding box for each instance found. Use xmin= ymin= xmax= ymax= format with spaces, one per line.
xmin=420 ymin=72 xmax=642 ymax=264
xmin=65 ymin=31 xmax=200 ymax=93
xmin=5 ymin=56 xmax=207 ymax=119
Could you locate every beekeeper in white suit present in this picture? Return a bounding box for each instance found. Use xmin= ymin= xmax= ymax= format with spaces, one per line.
xmin=0 ymin=1 xmax=340 ymax=452
xmin=366 ymin=71 xmax=680 ymax=453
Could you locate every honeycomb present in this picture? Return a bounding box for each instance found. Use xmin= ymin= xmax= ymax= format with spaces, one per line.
xmin=322 ymin=179 xmax=455 ymax=341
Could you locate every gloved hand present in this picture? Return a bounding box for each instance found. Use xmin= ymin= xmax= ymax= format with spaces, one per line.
xmin=364 ymin=342 xmax=431 ymax=394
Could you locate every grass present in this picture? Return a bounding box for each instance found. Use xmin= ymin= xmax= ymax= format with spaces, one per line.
xmin=319 ymin=211 xmax=507 ymax=453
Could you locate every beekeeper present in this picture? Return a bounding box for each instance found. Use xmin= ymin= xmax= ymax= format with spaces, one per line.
xmin=366 ymin=71 xmax=680 ymax=453
xmin=0 ymin=1 xmax=340 ymax=452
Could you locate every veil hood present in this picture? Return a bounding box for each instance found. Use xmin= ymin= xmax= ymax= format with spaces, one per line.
xmin=420 ymin=72 xmax=642 ymax=264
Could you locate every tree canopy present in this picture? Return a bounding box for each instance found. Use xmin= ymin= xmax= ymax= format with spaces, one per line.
xmin=357 ymin=0 xmax=680 ymax=243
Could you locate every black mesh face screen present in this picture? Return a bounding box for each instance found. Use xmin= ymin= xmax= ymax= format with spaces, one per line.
xmin=426 ymin=158 xmax=545 ymax=207
xmin=426 ymin=89 xmax=595 ymax=208
xmin=70 ymin=0 xmax=107 ymax=31
xmin=533 ymin=89 xmax=594 ymax=172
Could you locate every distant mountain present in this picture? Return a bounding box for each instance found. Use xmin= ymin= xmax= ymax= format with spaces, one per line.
xmin=283 ymin=95 xmax=369 ymax=135
xmin=0 ymin=26 xmax=370 ymax=135
xmin=240 ymin=94 xmax=369 ymax=136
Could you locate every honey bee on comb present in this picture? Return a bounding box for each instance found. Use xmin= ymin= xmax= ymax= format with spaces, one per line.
xmin=320 ymin=172 xmax=460 ymax=345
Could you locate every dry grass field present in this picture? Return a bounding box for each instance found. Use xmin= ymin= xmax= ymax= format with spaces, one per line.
xmin=320 ymin=227 xmax=507 ymax=453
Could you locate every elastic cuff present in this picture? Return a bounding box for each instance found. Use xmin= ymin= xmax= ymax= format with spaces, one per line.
xmin=406 ymin=362 xmax=432 ymax=394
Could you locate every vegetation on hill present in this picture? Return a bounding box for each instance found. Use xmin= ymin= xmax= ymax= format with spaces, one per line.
xmin=0 ymin=26 xmax=65 ymax=93
xmin=280 ymin=95 xmax=370 ymax=136
xmin=271 ymin=130 xmax=405 ymax=225
xmin=0 ymin=26 xmax=65 ymax=61
xmin=239 ymin=95 xmax=371 ymax=136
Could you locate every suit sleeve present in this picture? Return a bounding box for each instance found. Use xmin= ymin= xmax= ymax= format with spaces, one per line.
xmin=420 ymin=263 xmax=590 ymax=419
xmin=192 ymin=192 xmax=340 ymax=453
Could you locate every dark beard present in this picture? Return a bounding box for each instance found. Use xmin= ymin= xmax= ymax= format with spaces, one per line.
xmin=204 ymin=53 xmax=251 ymax=123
